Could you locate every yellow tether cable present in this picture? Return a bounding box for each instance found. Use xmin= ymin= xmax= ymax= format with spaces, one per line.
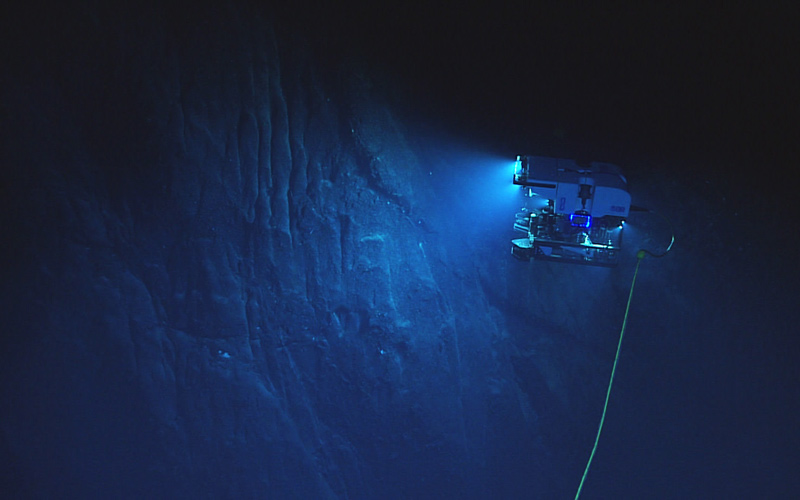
xmin=575 ymin=250 xmax=644 ymax=499
xmin=575 ymin=210 xmax=674 ymax=499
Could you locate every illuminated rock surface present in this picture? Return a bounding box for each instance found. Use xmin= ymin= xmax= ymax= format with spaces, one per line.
xmin=1 ymin=3 xmax=798 ymax=498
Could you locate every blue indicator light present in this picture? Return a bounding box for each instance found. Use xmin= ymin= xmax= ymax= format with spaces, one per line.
xmin=570 ymin=213 xmax=592 ymax=228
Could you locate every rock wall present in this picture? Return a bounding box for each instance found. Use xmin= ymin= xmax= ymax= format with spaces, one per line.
xmin=4 ymin=3 xmax=798 ymax=498
xmin=1 ymin=4 xmax=538 ymax=498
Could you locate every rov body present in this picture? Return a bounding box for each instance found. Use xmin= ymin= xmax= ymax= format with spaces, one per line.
xmin=511 ymin=155 xmax=631 ymax=267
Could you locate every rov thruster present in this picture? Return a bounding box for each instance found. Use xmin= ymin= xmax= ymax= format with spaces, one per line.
xmin=511 ymin=155 xmax=631 ymax=266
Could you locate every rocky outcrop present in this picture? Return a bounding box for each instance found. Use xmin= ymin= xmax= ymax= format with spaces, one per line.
xmin=0 ymin=4 xmax=538 ymax=498
xmin=4 ymin=3 xmax=798 ymax=499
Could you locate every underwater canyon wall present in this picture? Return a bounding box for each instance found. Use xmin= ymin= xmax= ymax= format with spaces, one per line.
xmin=5 ymin=3 xmax=798 ymax=498
xmin=1 ymin=4 xmax=540 ymax=498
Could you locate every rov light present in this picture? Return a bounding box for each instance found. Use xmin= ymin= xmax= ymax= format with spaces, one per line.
xmin=513 ymin=155 xmax=529 ymax=184
xmin=570 ymin=212 xmax=592 ymax=228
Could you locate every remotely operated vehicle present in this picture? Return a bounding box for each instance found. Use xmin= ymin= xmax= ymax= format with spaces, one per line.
xmin=509 ymin=156 xmax=674 ymax=498
xmin=511 ymin=155 xmax=631 ymax=266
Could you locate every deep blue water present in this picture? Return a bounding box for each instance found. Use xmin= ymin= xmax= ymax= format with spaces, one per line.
xmin=1 ymin=2 xmax=798 ymax=498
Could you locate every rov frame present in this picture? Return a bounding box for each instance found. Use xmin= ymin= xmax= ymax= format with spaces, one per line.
xmin=511 ymin=155 xmax=630 ymax=267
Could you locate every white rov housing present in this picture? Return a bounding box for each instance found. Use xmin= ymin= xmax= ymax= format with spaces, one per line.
xmin=511 ymin=155 xmax=631 ymax=266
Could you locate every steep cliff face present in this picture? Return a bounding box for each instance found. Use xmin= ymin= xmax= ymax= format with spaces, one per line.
xmin=3 ymin=3 xmax=799 ymax=498
xmin=0 ymin=4 xmax=536 ymax=498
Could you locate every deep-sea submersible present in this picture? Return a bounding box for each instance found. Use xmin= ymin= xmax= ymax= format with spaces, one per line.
xmin=511 ymin=155 xmax=631 ymax=266
xmin=509 ymin=156 xmax=674 ymax=498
